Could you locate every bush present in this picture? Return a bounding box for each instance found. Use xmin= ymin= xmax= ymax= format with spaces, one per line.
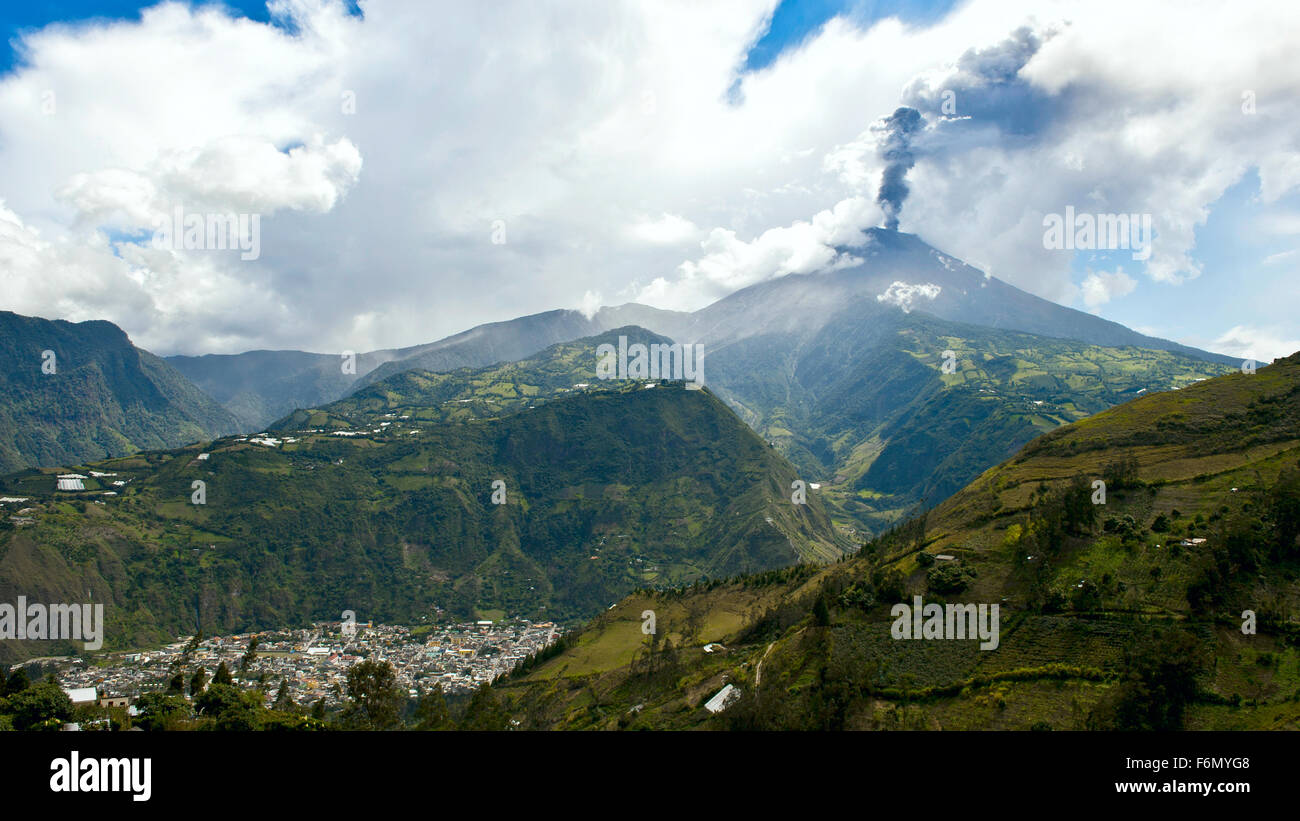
xmin=5 ymin=681 xmax=72 ymax=731
xmin=927 ymin=561 xmax=975 ymax=595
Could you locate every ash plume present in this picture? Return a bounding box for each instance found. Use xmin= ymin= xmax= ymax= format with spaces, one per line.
xmin=875 ymin=106 xmax=924 ymax=230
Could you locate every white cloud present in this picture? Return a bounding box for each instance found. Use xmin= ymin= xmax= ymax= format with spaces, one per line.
xmin=876 ymin=281 xmax=942 ymax=313
xmin=1211 ymin=325 xmax=1300 ymax=363
xmin=57 ymin=135 xmax=361 ymax=229
xmin=578 ymin=289 xmax=603 ymax=319
xmin=1256 ymin=212 xmax=1300 ymax=236
xmin=1263 ymin=248 xmax=1299 ymax=265
xmin=627 ymin=213 xmax=699 ymax=244
xmin=0 ymin=0 xmax=1296 ymax=355
xmin=638 ymin=196 xmax=879 ymax=310
xmin=1078 ymin=269 xmax=1137 ymax=310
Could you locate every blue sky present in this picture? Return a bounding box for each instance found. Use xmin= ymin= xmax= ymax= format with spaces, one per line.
xmin=1 ymin=2 xmax=252 ymax=73
xmin=0 ymin=0 xmax=1296 ymax=359
xmin=1064 ymin=171 xmax=1300 ymax=357
xmin=743 ymin=0 xmax=958 ymax=72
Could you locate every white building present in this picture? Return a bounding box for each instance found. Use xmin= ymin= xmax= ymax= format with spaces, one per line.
xmin=704 ymin=684 xmax=740 ymax=713
xmin=63 ymin=687 xmax=98 ymax=705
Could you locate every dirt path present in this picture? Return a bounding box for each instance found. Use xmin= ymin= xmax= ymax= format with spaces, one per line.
xmin=755 ymin=641 xmax=775 ymax=687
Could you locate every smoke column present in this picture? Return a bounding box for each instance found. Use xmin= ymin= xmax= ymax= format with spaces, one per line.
xmin=876 ymin=106 xmax=924 ymax=230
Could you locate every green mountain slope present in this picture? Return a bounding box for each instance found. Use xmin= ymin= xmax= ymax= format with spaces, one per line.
xmin=270 ymin=326 xmax=676 ymax=431
xmin=166 ymin=307 xmax=693 ymax=430
xmin=0 ymin=336 xmax=845 ymax=662
xmin=495 ymin=352 xmax=1300 ymax=730
xmin=0 ymin=311 xmax=242 ymax=474
xmin=702 ymin=298 xmax=1233 ymax=531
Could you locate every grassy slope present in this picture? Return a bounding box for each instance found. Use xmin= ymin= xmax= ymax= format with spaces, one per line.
xmin=497 ymin=353 xmax=1300 ymax=730
xmin=703 ymin=304 xmax=1233 ymax=534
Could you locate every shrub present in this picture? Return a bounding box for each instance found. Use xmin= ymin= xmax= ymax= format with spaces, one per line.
xmin=927 ymin=561 xmax=976 ymax=595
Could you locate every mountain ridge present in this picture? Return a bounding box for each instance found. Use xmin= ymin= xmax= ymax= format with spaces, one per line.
xmin=0 ymin=311 xmax=242 ymax=474
xmin=162 ymin=229 xmax=1236 ymax=430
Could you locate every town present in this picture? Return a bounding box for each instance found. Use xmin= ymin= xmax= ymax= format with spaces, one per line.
xmin=48 ymin=617 xmax=561 ymax=713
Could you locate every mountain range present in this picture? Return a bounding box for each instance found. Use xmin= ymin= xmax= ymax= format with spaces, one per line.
xmin=166 ymin=230 xmax=1236 ymax=432
xmin=168 ymin=228 xmax=1237 ymax=530
xmin=0 ymin=329 xmax=844 ymax=660
xmin=0 ymin=227 xmax=1262 ymax=662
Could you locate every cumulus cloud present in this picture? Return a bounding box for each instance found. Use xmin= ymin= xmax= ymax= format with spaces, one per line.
xmin=0 ymin=0 xmax=1296 ymax=356
xmin=636 ymin=196 xmax=879 ymax=311
xmin=57 ymin=135 xmax=361 ymax=228
xmin=1078 ymin=269 xmax=1137 ymax=310
xmin=1212 ymin=325 xmax=1300 ymax=363
xmin=876 ymin=281 xmax=942 ymax=312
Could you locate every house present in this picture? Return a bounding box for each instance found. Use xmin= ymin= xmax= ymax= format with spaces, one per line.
xmin=704 ymin=684 xmax=740 ymax=714
xmin=63 ymin=687 xmax=98 ymax=706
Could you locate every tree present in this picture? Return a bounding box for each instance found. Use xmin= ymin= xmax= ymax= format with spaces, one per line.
xmin=1268 ymin=464 xmax=1300 ymax=558
xmin=459 ymin=683 xmax=508 ymax=731
xmin=927 ymin=561 xmax=976 ymax=594
xmin=181 ymin=630 xmax=202 ymax=665
xmin=7 ymin=681 xmax=72 ymax=730
xmin=166 ymin=671 xmax=185 ymax=695
xmin=1102 ymin=457 xmax=1141 ymax=490
xmin=341 ymin=659 xmax=404 ymax=730
xmin=1091 ymin=627 xmax=1206 ymax=730
xmin=413 ymin=684 xmax=451 ymax=730
xmin=213 ymin=661 xmax=234 ymax=686
xmin=273 ymin=678 xmax=296 ymax=713
xmin=812 ymin=594 xmax=831 ymax=627
xmin=239 ymin=636 xmax=260 ymax=677
xmin=189 ymin=667 xmax=208 ymax=698
xmin=1061 ymin=474 xmax=1098 ymax=535
xmin=194 ymin=683 xmax=261 ymax=731
xmin=134 ymin=692 xmax=192 ymax=731
xmin=1 ymin=667 xmax=29 ymax=697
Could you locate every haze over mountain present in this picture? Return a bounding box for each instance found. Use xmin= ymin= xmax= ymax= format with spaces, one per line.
xmin=166 ymin=229 xmax=1234 ymax=434
xmin=154 ymin=229 xmax=1237 ymax=528
xmin=167 ymin=305 xmax=695 ymax=430
xmin=673 ymin=230 xmax=1238 ymax=365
